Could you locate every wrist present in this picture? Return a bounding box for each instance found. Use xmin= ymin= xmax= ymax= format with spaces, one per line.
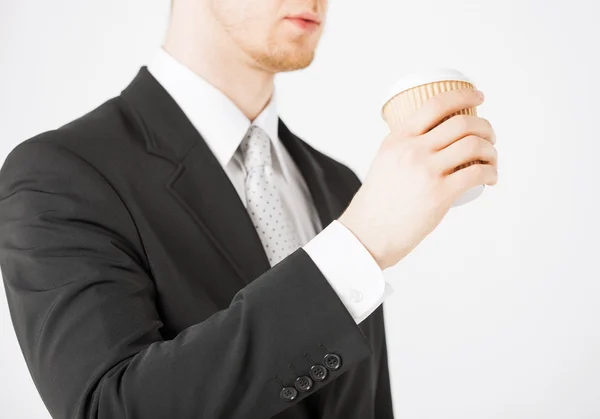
xmin=337 ymin=212 xmax=390 ymax=271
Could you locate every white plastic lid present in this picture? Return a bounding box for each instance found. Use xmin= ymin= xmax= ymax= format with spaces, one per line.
xmin=451 ymin=184 xmax=485 ymax=207
xmin=382 ymin=68 xmax=475 ymax=110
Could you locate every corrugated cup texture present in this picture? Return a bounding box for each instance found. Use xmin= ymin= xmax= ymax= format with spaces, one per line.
xmin=382 ymin=80 xmax=484 ymax=172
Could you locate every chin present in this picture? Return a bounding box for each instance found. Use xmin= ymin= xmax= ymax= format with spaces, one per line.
xmin=252 ymin=45 xmax=318 ymax=72
xmin=274 ymin=52 xmax=316 ymax=71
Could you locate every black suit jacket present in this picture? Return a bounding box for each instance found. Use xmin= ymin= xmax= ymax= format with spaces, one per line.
xmin=0 ymin=67 xmax=394 ymax=419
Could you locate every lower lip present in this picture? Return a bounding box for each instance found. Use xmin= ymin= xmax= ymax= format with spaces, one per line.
xmin=285 ymin=18 xmax=320 ymax=32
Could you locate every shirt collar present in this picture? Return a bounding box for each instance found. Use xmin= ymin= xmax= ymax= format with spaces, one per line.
xmin=147 ymin=47 xmax=290 ymax=182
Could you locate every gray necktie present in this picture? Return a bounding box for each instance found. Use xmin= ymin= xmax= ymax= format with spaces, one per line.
xmin=239 ymin=125 xmax=302 ymax=266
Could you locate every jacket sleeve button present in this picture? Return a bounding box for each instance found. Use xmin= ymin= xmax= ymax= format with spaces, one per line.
xmin=295 ymin=375 xmax=314 ymax=392
xmin=309 ymin=364 xmax=329 ymax=382
xmin=323 ymin=353 xmax=342 ymax=371
xmin=280 ymin=386 xmax=298 ymax=402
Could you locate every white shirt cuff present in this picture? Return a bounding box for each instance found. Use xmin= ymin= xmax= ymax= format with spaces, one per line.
xmin=303 ymin=220 xmax=394 ymax=324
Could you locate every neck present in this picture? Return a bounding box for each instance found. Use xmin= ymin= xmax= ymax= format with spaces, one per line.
xmin=163 ymin=1 xmax=274 ymax=121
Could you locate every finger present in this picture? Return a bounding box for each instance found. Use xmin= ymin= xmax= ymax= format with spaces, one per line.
xmin=434 ymin=135 xmax=498 ymax=176
xmin=424 ymin=114 xmax=496 ymax=151
xmin=400 ymin=88 xmax=484 ymax=137
xmin=445 ymin=162 xmax=498 ymax=199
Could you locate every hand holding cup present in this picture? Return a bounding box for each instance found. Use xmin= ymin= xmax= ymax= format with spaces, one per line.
xmin=338 ymin=85 xmax=498 ymax=270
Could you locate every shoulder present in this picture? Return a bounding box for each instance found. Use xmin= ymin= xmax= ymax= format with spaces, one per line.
xmin=0 ymin=95 xmax=152 ymax=200
xmin=2 ymin=95 xmax=143 ymax=171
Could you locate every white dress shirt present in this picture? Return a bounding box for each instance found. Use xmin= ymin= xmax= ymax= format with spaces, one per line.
xmin=148 ymin=48 xmax=393 ymax=324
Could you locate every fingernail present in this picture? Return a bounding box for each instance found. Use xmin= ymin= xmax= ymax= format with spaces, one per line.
xmin=476 ymin=90 xmax=484 ymax=100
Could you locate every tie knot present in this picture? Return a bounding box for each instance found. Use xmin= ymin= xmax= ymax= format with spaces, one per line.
xmin=240 ymin=125 xmax=272 ymax=170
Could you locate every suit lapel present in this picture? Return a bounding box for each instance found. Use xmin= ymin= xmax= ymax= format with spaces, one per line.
xmin=277 ymin=120 xmax=341 ymax=230
xmin=167 ymin=141 xmax=272 ymax=284
xmin=120 ymin=67 xmax=339 ymax=286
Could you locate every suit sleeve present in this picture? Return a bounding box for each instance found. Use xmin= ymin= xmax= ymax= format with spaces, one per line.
xmin=373 ymin=305 xmax=395 ymax=418
xmin=343 ymin=164 xmax=396 ymax=418
xmin=0 ymin=139 xmax=374 ymax=419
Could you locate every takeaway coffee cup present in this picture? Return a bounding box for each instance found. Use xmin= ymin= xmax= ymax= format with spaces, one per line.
xmin=381 ymin=68 xmax=486 ymax=207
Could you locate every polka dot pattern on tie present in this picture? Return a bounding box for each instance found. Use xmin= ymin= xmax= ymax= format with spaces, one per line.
xmin=239 ymin=125 xmax=302 ymax=266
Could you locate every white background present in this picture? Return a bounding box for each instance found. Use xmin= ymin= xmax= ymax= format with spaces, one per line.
xmin=1 ymin=0 xmax=599 ymax=417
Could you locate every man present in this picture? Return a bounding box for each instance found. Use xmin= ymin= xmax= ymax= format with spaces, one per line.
xmin=0 ymin=0 xmax=498 ymax=418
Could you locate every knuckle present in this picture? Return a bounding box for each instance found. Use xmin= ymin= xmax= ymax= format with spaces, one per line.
xmin=405 ymin=142 xmax=430 ymax=168
xmin=453 ymin=88 xmax=479 ymax=104
xmin=389 ymin=124 xmax=413 ymax=141
xmin=456 ymin=88 xmax=473 ymax=100
xmin=491 ymin=145 xmax=499 ymax=162
xmin=470 ymin=162 xmax=485 ymax=179
xmin=478 ymin=117 xmax=496 ymax=143
xmin=464 ymin=135 xmax=481 ymax=154
xmin=479 ymin=117 xmax=494 ymax=136
xmin=429 ymin=96 xmax=446 ymax=117
xmin=479 ymin=116 xmax=492 ymax=130
xmin=452 ymin=114 xmax=472 ymax=132
xmin=403 ymin=143 xmax=421 ymax=163
xmin=382 ymin=131 xmax=405 ymax=152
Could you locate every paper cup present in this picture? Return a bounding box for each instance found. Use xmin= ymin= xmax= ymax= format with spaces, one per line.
xmin=381 ymin=69 xmax=485 ymax=207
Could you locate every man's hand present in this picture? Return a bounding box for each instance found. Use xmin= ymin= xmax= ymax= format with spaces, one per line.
xmin=339 ymin=88 xmax=498 ymax=270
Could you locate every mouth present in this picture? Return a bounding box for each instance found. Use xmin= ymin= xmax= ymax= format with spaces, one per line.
xmin=284 ymin=12 xmax=322 ymax=32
